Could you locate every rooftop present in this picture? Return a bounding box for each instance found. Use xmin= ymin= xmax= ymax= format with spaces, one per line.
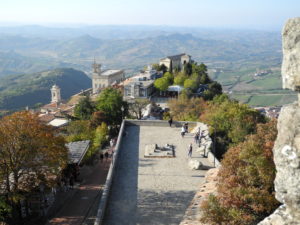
xmin=161 ymin=53 xmax=190 ymax=61
xmin=125 ymin=80 xmax=154 ymax=88
xmin=66 ymin=140 xmax=90 ymax=164
xmin=101 ymin=69 xmax=123 ymax=76
xmin=47 ymin=118 xmax=69 ymax=127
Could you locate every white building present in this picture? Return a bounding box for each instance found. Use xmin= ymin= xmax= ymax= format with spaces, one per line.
xmin=92 ymin=62 xmax=124 ymax=94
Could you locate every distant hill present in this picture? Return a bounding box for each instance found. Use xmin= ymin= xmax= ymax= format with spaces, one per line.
xmin=0 ymin=31 xmax=282 ymax=77
xmin=0 ymin=68 xmax=91 ymax=110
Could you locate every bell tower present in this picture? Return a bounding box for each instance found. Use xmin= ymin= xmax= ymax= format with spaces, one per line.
xmin=51 ymin=84 xmax=61 ymax=103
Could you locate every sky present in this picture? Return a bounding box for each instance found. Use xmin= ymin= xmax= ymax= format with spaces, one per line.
xmin=0 ymin=0 xmax=299 ymax=30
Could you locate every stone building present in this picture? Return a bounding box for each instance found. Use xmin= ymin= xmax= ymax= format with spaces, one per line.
xmin=159 ymin=53 xmax=191 ymax=72
xmin=92 ymin=62 xmax=124 ymax=94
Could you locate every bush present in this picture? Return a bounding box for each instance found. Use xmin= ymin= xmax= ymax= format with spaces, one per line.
xmin=200 ymin=120 xmax=280 ymax=225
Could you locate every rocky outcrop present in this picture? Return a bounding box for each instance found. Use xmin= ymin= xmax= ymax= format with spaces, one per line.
xmin=258 ymin=17 xmax=300 ymax=225
xmin=282 ymin=17 xmax=300 ymax=91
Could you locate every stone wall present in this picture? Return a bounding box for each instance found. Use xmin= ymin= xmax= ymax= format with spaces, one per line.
xmin=94 ymin=120 xmax=126 ymax=225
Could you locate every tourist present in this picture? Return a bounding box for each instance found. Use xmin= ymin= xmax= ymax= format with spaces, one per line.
xmin=181 ymin=126 xmax=185 ymax=138
xmin=168 ymin=117 xmax=173 ymax=127
xmin=194 ymin=132 xmax=200 ymax=144
xmin=184 ymin=123 xmax=189 ymax=133
xmin=100 ymin=153 xmax=104 ymax=162
xmin=199 ymin=130 xmax=205 ymax=142
xmin=188 ymin=143 xmax=193 ymax=157
xmin=104 ymin=151 xmax=109 ymax=161
xmin=110 ymin=139 xmax=114 ymax=147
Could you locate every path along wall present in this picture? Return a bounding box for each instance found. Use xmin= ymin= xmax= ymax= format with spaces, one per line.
xmin=93 ymin=119 xmax=220 ymax=225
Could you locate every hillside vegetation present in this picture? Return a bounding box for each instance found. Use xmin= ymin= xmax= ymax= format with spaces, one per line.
xmin=0 ymin=68 xmax=91 ymax=110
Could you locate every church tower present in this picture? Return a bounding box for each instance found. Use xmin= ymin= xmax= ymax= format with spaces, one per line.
xmin=51 ymin=84 xmax=61 ymax=103
xmin=92 ymin=61 xmax=102 ymax=94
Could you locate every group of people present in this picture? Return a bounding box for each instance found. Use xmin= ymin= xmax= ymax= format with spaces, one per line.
xmin=194 ymin=128 xmax=205 ymax=146
xmin=100 ymin=138 xmax=116 ymax=162
xmin=187 ymin=127 xmax=205 ymax=158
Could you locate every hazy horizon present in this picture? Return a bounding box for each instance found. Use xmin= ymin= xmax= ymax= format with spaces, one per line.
xmin=1 ymin=0 xmax=299 ymax=31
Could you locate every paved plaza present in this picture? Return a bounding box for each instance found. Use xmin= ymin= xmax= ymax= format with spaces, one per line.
xmin=103 ymin=124 xmax=213 ymax=225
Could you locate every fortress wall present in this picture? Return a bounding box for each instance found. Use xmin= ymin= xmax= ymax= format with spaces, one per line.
xmin=94 ymin=119 xmax=126 ymax=225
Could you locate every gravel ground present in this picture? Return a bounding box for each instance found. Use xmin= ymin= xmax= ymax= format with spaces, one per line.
xmin=103 ymin=125 xmax=213 ymax=225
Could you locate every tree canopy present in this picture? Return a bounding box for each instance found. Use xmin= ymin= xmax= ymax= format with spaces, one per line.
xmin=96 ymin=87 xmax=127 ymax=126
xmin=74 ymin=96 xmax=95 ymax=120
xmin=154 ymin=77 xmax=170 ymax=91
xmin=0 ymin=111 xmax=68 ymax=221
xmin=200 ymin=94 xmax=266 ymax=157
xmin=201 ymin=120 xmax=280 ymax=225
xmin=129 ymin=99 xmax=150 ymax=119
xmin=184 ymin=78 xmax=197 ymax=90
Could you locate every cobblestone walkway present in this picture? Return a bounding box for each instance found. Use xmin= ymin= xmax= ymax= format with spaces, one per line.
xmin=104 ymin=124 xmax=213 ymax=225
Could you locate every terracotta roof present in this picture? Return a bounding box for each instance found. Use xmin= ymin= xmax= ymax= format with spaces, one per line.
xmin=39 ymin=114 xmax=55 ymax=123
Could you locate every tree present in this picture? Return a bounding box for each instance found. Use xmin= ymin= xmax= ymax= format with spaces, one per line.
xmin=96 ymin=87 xmax=127 ymax=126
xmin=74 ymin=96 xmax=95 ymax=120
xmin=200 ymin=95 xmax=266 ymax=157
xmin=93 ymin=123 xmax=108 ymax=150
xmin=163 ymin=72 xmax=174 ymax=84
xmin=129 ymin=99 xmax=150 ymax=119
xmin=191 ymin=62 xmax=211 ymax=84
xmin=203 ymin=81 xmax=223 ymax=100
xmin=66 ymin=120 xmax=94 ymax=142
xmin=0 ymin=111 xmax=68 ymax=221
xmin=201 ymin=120 xmax=280 ymax=225
xmin=154 ymin=77 xmax=170 ymax=91
xmin=159 ymin=64 xmax=167 ymax=73
xmin=152 ymin=63 xmax=160 ymax=71
xmin=184 ymin=78 xmax=197 ymax=90
xmin=184 ymin=62 xmax=193 ymax=75
xmin=168 ymin=96 xmax=207 ymax=121
xmin=90 ymin=111 xmax=107 ymax=128
xmin=174 ymin=72 xmax=188 ymax=86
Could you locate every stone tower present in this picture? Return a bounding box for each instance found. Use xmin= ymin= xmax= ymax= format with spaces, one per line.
xmin=51 ymin=84 xmax=61 ymax=103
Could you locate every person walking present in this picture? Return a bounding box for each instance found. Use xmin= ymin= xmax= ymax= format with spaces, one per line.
xmin=100 ymin=153 xmax=104 ymax=162
xmin=194 ymin=132 xmax=199 ymax=144
xmin=110 ymin=138 xmax=114 ymax=148
xmin=188 ymin=143 xmax=193 ymax=158
xmin=104 ymin=151 xmax=109 ymax=161
xmin=181 ymin=125 xmax=185 ymax=138
xmin=168 ymin=117 xmax=173 ymax=127
xmin=184 ymin=123 xmax=189 ymax=133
